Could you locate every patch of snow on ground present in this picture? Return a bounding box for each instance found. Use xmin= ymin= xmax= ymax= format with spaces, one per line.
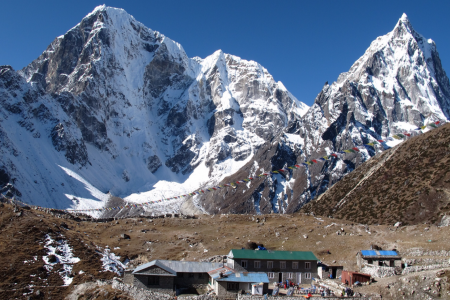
xmin=42 ymin=234 xmax=80 ymax=286
xmin=100 ymin=248 xmax=126 ymax=276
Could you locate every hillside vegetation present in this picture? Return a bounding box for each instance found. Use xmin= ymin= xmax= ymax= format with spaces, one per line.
xmin=302 ymin=123 xmax=450 ymax=225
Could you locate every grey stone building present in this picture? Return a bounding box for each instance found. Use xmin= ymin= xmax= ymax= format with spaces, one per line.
xmin=124 ymin=260 xmax=222 ymax=295
xmin=226 ymin=249 xmax=319 ymax=284
xmin=357 ymin=250 xmax=402 ymax=270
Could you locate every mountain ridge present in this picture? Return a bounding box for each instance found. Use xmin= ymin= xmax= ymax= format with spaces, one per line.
xmin=0 ymin=7 xmax=449 ymax=216
xmin=301 ymin=122 xmax=450 ymax=225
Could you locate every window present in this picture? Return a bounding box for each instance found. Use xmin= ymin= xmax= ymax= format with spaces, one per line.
xmin=292 ymin=262 xmax=299 ymax=269
xmin=241 ymin=260 xmax=248 ymax=268
xmin=267 ymin=261 xmax=273 ymax=269
xmin=280 ymin=261 xmax=286 ymax=269
xmin=227 ymin=282 xmax=239 ymax=290
xmin=254 ymin=261 xmax=261 ymax=268
xmin=305 ymin=262 xmax=311 ymax=269
xmin=147 ymin=276 xmax=159 ymax=286
xmin=268 ymin=272 xmax=275 ymax=279
xmin=189 ymin=273 xmax=194 ymax=278
xmin=198 ymin=273 xmax=203 ymax=279
xmin=288 ymin=273 xmax=293 ymax=279
xmin=305 ymin=273 xmax=311 ymax=279
xmin=177 ymin=273 xmax=183 ymax=278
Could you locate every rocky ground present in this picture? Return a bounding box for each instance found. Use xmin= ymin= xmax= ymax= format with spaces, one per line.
xmin=302 ymin=123 xmax=450 ymax=226
xmin=1 ymin=201 xmax=450 ymax=299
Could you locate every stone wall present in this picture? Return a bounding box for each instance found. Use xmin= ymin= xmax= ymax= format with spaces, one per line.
xmin=402 ymin=261 xmax=450 ymax=275
xmin=112 ymin=278 xmax=174 ymax=299
xmin=175 ymin=272 xmax=210 ymax=287
xmin=123 ymin=271 xmax=134 ymax=284
xmin=237 ymin=295 xmax=375 ymax=300
xmin=133 ymin=274 xmax=175 ymax=295
xmin=361 ymin=265 xmax=396 ymax=278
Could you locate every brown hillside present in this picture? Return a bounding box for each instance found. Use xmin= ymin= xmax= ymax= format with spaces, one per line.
xmin=2 ymin=201 xmax=450 ymax=299
xmin=301 ymin=123 xmax=450 ymax=225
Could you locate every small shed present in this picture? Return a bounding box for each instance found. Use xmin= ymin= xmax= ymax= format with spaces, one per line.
xmin=357 ymin=250 xmax=401 ymax=269
xmin=318 ymin=262 xmax=343 ymax=279
xmin=341 ymin=271 xmax=370 ymax=286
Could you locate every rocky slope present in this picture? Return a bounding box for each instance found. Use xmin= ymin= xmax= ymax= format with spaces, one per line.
xmin=2 ymin=201 xmax=450 ymax=299
xmin=194 ymin=13 xmax=450 ymax=215
xmin=0 ymin=8 xmax=449 ymax=215
xmin=301 ymin=123 xmax=450 ymax=225
xmin=0 ymin=5 xmax=307 ymax=212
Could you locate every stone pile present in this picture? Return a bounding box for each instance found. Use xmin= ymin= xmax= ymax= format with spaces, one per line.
xmin=404 ymin=249 xmax=450 ymax=257
xmin=402 ymin=261 xmax=450 ymax=275
xmin=361 ymin=265 xmax=396 ymax=278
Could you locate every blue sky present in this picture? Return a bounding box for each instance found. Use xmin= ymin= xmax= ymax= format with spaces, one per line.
xmin=1 ymin=0 xmax=449 ymax=106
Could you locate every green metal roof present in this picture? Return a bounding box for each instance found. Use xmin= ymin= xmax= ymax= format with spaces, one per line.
xmin=229 ymin=249 xmax=318 ymax=261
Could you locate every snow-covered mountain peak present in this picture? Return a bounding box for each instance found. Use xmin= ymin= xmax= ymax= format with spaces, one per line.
xmin=2 ymin=7 xmax=447 ymax=217
xmin=0 ymin=6 xmax=310 ymax=212
xmin=329 ymin=13 xmax=449 ymax=124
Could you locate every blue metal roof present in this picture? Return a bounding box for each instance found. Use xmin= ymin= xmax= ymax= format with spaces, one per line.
xmin=216 ymin=272 xmax=269 ymax=283
xmin=378 ymin=250 xmax=398 ymax=256
xmin=361 ymin=250 xmax=399 ymax=257
xmin=208 ymin=266 xmax=235 ymax=280
xmin=361 ymin=250 xmax=377 ymax=256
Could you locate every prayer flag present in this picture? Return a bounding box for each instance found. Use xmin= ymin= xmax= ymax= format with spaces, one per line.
xmin=352 ymin=147 xmax=360 ymax=152
xmin=312 ymin=159 xmax=318 ymax=163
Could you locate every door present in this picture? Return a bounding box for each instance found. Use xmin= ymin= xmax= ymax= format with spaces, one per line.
xmin=278 ymin=272 xmax=283 ymax=283
xmin=296 ymin=272 xmax=302 ymax=284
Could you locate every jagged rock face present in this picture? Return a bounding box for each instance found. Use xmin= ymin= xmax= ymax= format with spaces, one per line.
xmin=196 ymin=14 xmax=450 ymax=215
xmin=1 ymin=8 xmax=448 ymax=215
xmin=0 ymin=6 xmax=307 ymax=210
xmin=287 ymin=14 xmax=450 ymax=210
xmin=301 ymin=123 xmax=450 ymax=226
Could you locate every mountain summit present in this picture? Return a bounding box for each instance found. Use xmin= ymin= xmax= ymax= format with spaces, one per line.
xmin=0 ymin=6 xmax=307 ymax=212
xmin=194 ymin=13 xmax=450 ymax=215
xmin=0 ymin=9 xmax=448 ymax=215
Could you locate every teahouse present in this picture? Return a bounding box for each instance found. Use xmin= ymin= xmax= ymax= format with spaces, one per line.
xmin=227 ymin=249 xmax=318 ymax=284
xmin=357 ymin=250 xmax=401 ymax=270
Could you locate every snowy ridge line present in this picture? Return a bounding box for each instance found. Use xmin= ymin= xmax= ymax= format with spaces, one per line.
xmin=6 ymin=120 xmax=446 ymax=214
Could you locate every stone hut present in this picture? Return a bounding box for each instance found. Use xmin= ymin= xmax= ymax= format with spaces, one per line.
xmin=357 ymin=250 xmax=401 ymax=270
xmin=124 ymin=260 xmax=222 ymax=295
